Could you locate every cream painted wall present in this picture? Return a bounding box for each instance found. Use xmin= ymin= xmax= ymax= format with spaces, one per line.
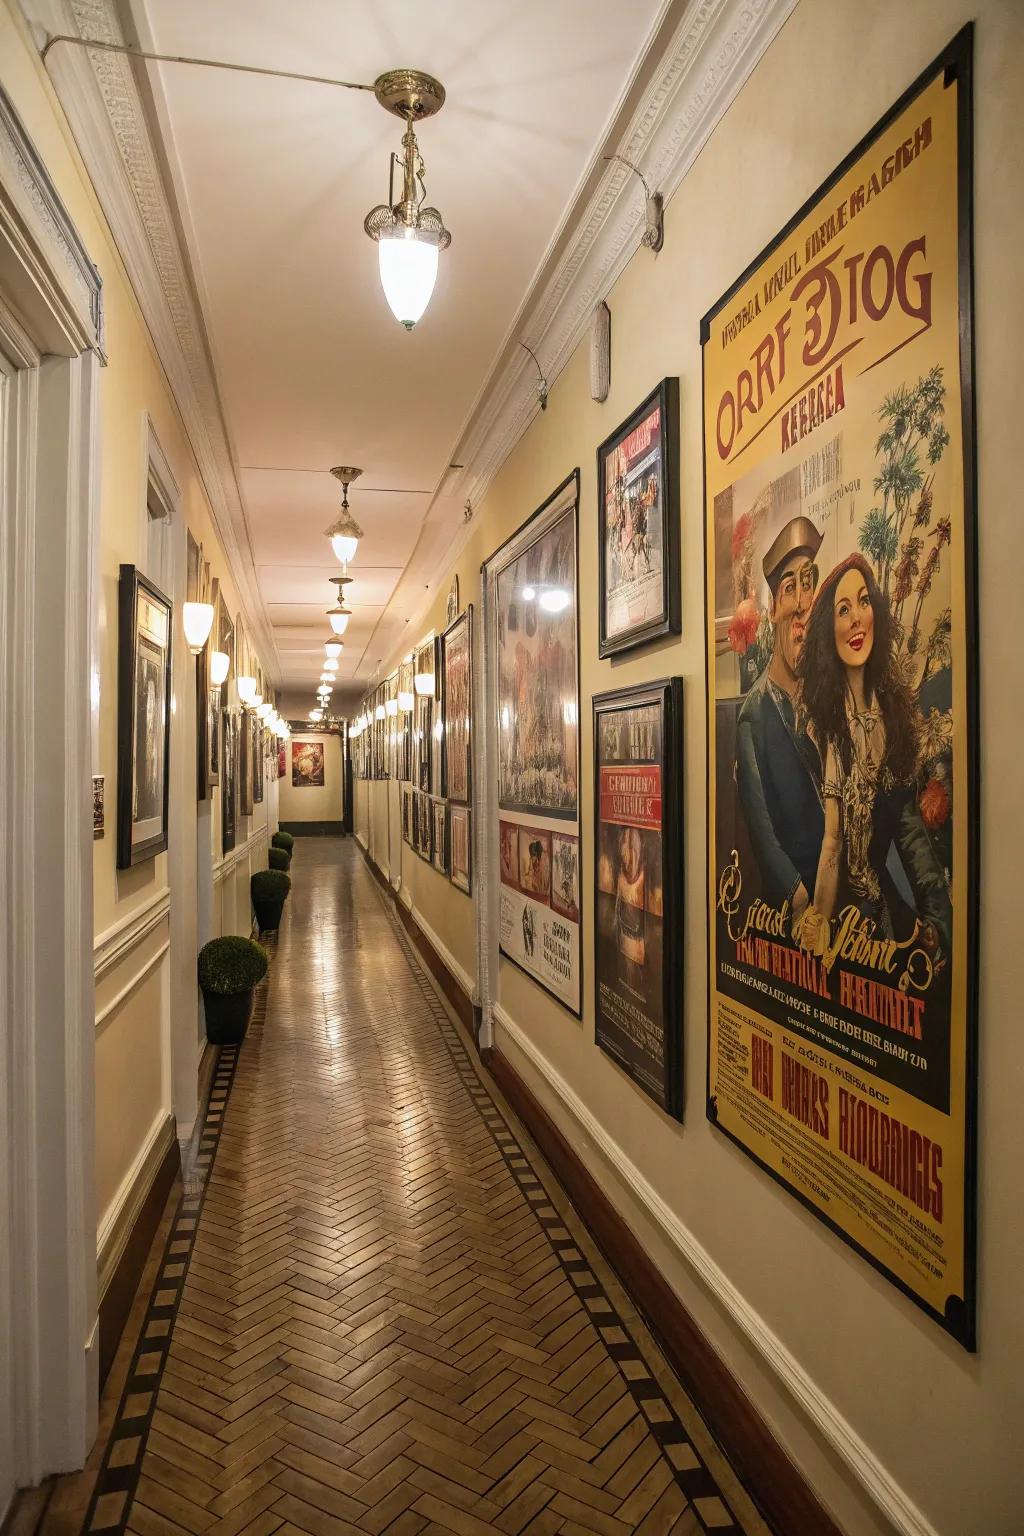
xmin=0 ymin=3 xmax=276 ymax=1266
xmin=357 ymin=3 xmax=1024 ymax=1533
xmin=278 ymin=732 xmax=343 ymax=823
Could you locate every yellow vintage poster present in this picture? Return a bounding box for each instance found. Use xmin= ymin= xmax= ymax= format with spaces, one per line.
xmin=702 ymin=31 xmax=976 ymax=1346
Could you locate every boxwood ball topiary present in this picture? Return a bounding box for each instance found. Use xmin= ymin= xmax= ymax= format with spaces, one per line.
xmin=268 ymin=847 xmax=290 ymax=871
xmin=272 ymin=831 xmax=294 ymax=851
xmin=198 ymin=935 xmax=268 ymax=995
xmin=251 ymin=869 xmax=291 ymax=902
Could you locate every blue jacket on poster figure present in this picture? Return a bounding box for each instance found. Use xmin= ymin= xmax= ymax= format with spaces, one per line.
xmin=736 ymin=672 xmax=824 ymax=908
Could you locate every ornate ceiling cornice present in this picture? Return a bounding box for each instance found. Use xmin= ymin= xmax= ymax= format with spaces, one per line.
xmin=24 ymin=0 xmax=280 ymax=678
xmin=450 ymin=0 xmax=796 ymax=517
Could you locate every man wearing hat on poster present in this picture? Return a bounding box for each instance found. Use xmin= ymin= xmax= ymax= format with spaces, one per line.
xmin=735 ymin=515 xmax=824 ymax=921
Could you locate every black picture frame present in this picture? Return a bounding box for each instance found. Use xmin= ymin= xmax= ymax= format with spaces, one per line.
xmin=221 ymin=710 xmax=237 ymax=854
xmin=699 ymin=26 xmax=978 ymax=1349
xmin=597 ymin=377 xmax=680 ymax=658
xmin=431 ymin=797 xmax=449 ymax=875
xmin=253 ymin=718 xmax=264 ymax=804
xmin=239 ymin=707 xmax=253 ymax=817
xmin=441 ymin=604 xmax=473 ymax=805
xmin=116 ymin=564 xmax=173 ymax=870
xmin=593 ymin=678 xmax=684 ymax=1119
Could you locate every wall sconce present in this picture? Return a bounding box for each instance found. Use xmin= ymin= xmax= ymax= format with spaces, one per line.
xmin=182 ymin=601 xmax=215 ymax=655
xmin=386 ymin=697 xmax=398 ymax=717
xmin=375 ymin=703 xmax=386 ymax=721
xmin=364 ymin=71 xmax=450 ymax=330
xmin=398 ymin=687 xmax=414 ymax=712
xmin=210 ymin=650 xmax=230 ymax=688
xmin=237 ymin=675 xmax=258 ymax=706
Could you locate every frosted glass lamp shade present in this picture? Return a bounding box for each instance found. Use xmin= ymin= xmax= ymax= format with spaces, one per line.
xmin=237 ymin=675 xmax=258 ymax=706
xmin=385 ymin=698 xmax=398 ymax=717
xmin=398 ymin=689 xmax=414 ymax=712
xmin=330 ymin=532 xmax=359 ymax=563
xmin=413 ymin=671 xmax=435 ymax=697
xmin=324 ymin=638 xmax=344 ymax=660
xmin=210 ymin=651 xmax=230 ymax=687
xmin=378 ymin=231 xmax=439 ymax=330
xmin=256 ymin=702 xmax=273 ymax=720
xmin=183 ymin=601 xmax=215 ymax=654
xmin=328 ymin=608 xmax=351 ymax=636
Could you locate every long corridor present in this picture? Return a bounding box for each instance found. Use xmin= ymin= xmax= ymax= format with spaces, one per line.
xmin=39 ymin=841 xmax=768 ymax=1536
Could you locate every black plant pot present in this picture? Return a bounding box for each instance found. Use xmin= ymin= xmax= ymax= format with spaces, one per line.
xmin=202 ymin=986 xmax=254 ymax=1045
xmin=252 ymin=896 xmax=286 ymax=934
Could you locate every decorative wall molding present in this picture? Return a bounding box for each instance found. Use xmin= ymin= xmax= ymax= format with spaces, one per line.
xmin=494 ymin=1007 xmax=939 ymax=1536
xmin=25 ymin=0 xmax=278 ymax=677
xmin=0 ymin=79 xmax=102 ymax=357
xmin=94 ymin=937 xmax=169 ymax=1031
xmin=95 ymin=1110 xmax=174 ymax=1301
xmin=212 ymin=823 xmax=269 ymax=883
xmin=93 ymin=885 xmax=169 ymax=979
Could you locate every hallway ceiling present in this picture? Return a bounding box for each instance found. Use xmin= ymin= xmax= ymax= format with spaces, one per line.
xmin=119 ymin=0 xmax=669 ymax=710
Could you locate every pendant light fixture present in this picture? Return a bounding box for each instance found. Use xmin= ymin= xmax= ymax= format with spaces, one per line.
xmin=325 ymin=637 xmax=344 ymax=661
xmin=327 ymin=573 xmax=353 ymax=636
xmin=324 ymin=467 xmax=363 ymax=564
xmin=364 ymin=71 xmax=450 ymax=330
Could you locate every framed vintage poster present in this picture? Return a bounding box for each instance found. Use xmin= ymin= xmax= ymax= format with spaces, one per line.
xmin=430 ymin=636 xmax=444 ymax=794
xmin=416 ymin=789 xmax=432 ymax=861
xmin=489 ymin=472 xmax=581 ymax=1017
xmin=702 ymin=29 xmax=977 ymax=1346
xmin=277 ymin=743 xmax=286 ymax=780
xmin=442 ymin=606 xmax=472 ymax=804
xmin=221 ymin=710 xmax=237 ymax=854
xmin=431 ymin=798 xmax=448 ymax=875
xmin=116 ymin=565 xmax=172 ymax=869
xmin=205 ymin=580 xmax=223 ymax=788
xmin=253 ymin=719 xmax=264 ymax=804
xmin=239 ymin=708 xmax=254 ymax=817
xmin=293 ymin=739 xmax=325 ymax=787
xmin=594 ymin=679 xmax=684 ymax=1118
xmin=402 ymin=784 xmax=414 ymax=845
xmin=449 ymin=805 xmax=471 ymax=895
xmin=598 ymin=377 xmax=680 ymax=656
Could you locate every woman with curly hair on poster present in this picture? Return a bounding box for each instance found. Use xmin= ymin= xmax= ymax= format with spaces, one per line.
xmin=796 ymin=553 xmax=951 ymax=961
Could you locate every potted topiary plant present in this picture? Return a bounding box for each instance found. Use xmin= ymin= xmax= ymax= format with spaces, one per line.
xmin=251 ymin=868 xmax=291 ymax=933
xmin=272 ymin=830 xmax=294 ymax=853
xmin=268 ymin=846 xmax=290 ymax=872
xmin=198 ymin=935 xmax=268 ymax=1045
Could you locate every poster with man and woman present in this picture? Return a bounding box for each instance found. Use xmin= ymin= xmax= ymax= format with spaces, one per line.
xmin=702 ymin=34 xmax=976 ymax=1346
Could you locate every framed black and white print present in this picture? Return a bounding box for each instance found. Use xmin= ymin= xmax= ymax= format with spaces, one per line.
xmin=221 ymin=710 xmax=237 ymax=854
xmin=593 ymin=678 xmax=684 ymax=1118
xmin=598 ymin=377 xmax=680 ymax=657
xmin=116 ymin=564 xmax=172 ymax=869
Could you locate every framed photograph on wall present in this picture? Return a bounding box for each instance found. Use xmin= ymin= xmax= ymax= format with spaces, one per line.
xmin=402 ymin=784 xmax=413 ymax=845
xmin=489 ymin=472 xmax=582 ymax=1017
xmin=417 ymin=789 xmax=432 ymax=861
xmin=116 ymin=564 xmax=172 ymax=869
xmin=431 ymin=797 xmax=448 ymax=875
xmin=449 ymin=805 xmax=471 ymax=895
xmin=253 ymin=718 xmax=264 ymax=803
xmin=442 ymin=605 xmax=472 ymax=804
xmin=430 ymin=635 xmax=444 ymax=795
xmin=702 ymin=30 xmax=977 ymax=1346
xmin=221 ymin=709 xmax=237 ymax=854
xmin=597 ymin=377 xmax=680 ymax=657
xmin=593 ymin=678 xmax=684 ymax=1119
xmin=239 ymin=708 xmax=254 ymax=817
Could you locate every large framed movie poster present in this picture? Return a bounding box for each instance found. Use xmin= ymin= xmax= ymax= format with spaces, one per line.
xmin=598 ymin=378 xmax=680 ymax=657
xmin=594 ymin=680 xmax=684 ymax=1118
xmin=491 ymin=472 xmax=581 ymax=1017
xmin=442 ymin=606 xmax=472 ymax=804
xmin=702 ymin=29 xmax=977 ymax=1347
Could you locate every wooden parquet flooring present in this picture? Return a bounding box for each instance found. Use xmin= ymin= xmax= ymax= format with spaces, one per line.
xmin=42 ymin=840 xmax=770 ymax=1536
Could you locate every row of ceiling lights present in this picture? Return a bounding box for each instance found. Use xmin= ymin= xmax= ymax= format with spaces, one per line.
xmin=309 ymin=468 xmax=366 ymax=723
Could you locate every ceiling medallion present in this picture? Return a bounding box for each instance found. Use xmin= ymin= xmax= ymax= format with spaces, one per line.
xmin=364 ymin=69 xmax=451 ymax=330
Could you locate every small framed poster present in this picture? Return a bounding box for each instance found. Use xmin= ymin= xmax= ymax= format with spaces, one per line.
xmin=431 ymin=797 xmax=448 ymax=875
xmin=442 ymin=606 xmax=472 ymax=805
xmin=293 ymin=739 xmax=325 ymax=787
xmin=597 ymin=377 xmax=680 ymax=657
xmin=449 ymin=805 xmax=471 ymax=894
xmin=116 ymin=564 xmax=172 ymax=869
xmin=221 ymin=710 xmax=237 ymax=854
xmin=593 ymin=677 xmax=684 ymax=1118
xmin=402 ymin=784 xmax=414 ymax=845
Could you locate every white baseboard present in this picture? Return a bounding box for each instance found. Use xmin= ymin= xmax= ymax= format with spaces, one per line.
xmin=494 ymin=1008 xmax=938 ymax=1536
xmin=95 ymin=1111 xmax=176 ymax=1302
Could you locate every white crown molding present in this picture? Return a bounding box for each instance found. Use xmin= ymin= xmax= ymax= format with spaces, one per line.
xmin=371 ymin=0 xmax=797 ymax=681
xmin=20 ymin=0 xmax=280 ymax=679
xmin=451 ymin=0 xmax=796 ymax=516
xmin=494 ymin=1006 xmax=940 ymax=1536
xmin=93 ymin=882 xmax=169 ymax=978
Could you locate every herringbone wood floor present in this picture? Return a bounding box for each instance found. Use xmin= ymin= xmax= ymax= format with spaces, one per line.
xmin=26 ymin=840 xmax=770 ymax=1536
